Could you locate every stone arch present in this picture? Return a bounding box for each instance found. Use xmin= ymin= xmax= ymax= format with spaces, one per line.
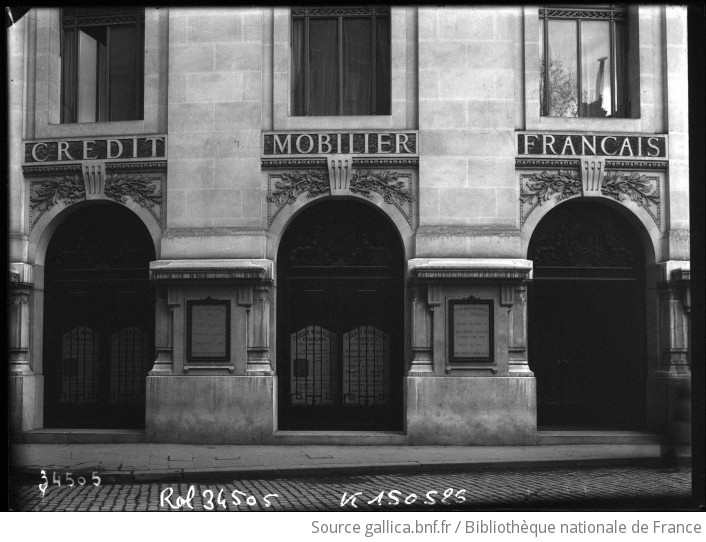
xmin=274 ymin=198 xmax=407 ymax=431
xmin=521 ymin=193 xmax=660 ymax=265
xmin=267 ymin=192 xmax=414 ymax=274
xmin=30 ymin=197 xmax=161 ymax=268
xmin=526 ymin=199 xmax=653 ymax=429
xmin=40 ymin=202 xmax=157 ymax=429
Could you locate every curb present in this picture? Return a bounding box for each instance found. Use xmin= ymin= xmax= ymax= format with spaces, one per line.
xmin=10 ymin=454 xmax=689 ymax=484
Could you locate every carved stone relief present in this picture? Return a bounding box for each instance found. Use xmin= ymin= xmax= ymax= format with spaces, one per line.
xmin=520 ymin=169 xmax=660 ymax=228
xmin=267 ymin=168 xmax=414 ymax=226
xmin=29 ymin=172 xmax=164 ymax=229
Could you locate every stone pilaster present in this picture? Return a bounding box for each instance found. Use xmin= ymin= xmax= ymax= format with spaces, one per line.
xmin=8 ymin=263 xmax=33 ymax=376
xmin=247 ymin=285 xmax=273 ymax=375
xmin=409 ymin=285 xmax=433 ymax=372
xmin=657 ymin=267 xmax=691 ymax=376
xmin=149 ymin=285 xmax=178 ymax=375
xmin=503 ymin=282 xmax=533 ymax=376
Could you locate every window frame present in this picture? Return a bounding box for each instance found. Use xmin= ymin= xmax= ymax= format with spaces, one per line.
xmin=61 ymin=7 xmax=145 ymax=124
xmin=539 ymin=5 xmax=628 ymax=119
xmin=291 ymin=6 xmax=391 ymax=117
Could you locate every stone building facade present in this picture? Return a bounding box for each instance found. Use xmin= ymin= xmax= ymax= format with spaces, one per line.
xmin=8 ymin=6 xmax=691 ymax=445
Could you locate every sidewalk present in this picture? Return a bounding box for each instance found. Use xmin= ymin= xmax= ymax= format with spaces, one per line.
xmin=10 ymin=443 xmax=688 ymax=483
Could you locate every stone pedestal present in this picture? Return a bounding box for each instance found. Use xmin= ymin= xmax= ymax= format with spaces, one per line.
xmin=8 ymin=263 xmax=33 ymax=376
xmin=406 ymin=376 xmax=536 ymax=445
xmin=147 ymin=259 xmax=276 ymax=441
xmin=405 ymin=259 xmax=536 ymax=444
xmin=146 ymin=375 xmax=275 ymax=443
xmin=649 ymin=261 xmax=691 ymax=444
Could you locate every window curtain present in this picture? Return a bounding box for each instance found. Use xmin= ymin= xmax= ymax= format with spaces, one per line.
xmin=61 ymin=28 xmax=78 ymax=123
xmin=374 ymin=15 xmax=390 ymax=115
xmin=291 ymin=18 xmax=306 ymax=115
xmin=342 ymin=17 xmax=371 ymax=115
xmin=108 ymin=24 xmax=140 ymax=121
xmin=307 ymin=18 xmax=338 ymax=116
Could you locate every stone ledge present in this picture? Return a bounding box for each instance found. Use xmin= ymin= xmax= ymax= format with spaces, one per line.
xmin=9 ymin=262 xmax=33 ymax=284
xmin=150 ymin=259 xmax=273 ymax=282
xmin=656 ymin=260 xmax=690 ymax=282
xmin=409 ymin=258 xmax=533 ymax=281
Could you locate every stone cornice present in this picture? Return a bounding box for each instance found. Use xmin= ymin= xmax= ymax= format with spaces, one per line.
xmin=515 ymin=158 xmax=668 ymax=171
xmin=23 ymin=160 xmax=167 ymax=177
xmin=150 ymin=259 xmax=273 ymax=282
xmin=22 ymin=164 xmax=82 ymax=177
xmin=262 ymin=157 xmax=419 ymax=169
xmin=163 ymin=228 xmax=265 ymax=238
xmin=416 ymin=226 xmax=520 ymax=237
xmin=409 ymin=258 xmax=533 ymax=281
xmin=657 ymin=260 xmax=690 ymax=282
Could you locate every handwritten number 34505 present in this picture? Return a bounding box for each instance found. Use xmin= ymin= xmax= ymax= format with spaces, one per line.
xmin=39 ymin=470 xmax=101 ymax=496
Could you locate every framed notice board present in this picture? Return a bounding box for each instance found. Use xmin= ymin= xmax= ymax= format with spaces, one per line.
xmin=186 ymin=299 xmax=231 ymax=362
xmin=448 ymin=299 xmax=494 ymax=363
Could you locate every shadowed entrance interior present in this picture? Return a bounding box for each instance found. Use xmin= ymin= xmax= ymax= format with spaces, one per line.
xmin=528 ymin=201 xmax=646 ymax=429
xmin=43 ymin=204 xmax=155 ymax=429
xmin=277 ymin=200 xmax=404 ymax=430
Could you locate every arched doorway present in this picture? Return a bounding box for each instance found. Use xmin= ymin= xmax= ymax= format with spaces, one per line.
xmin=528 ymin=201 xmax=646 ymax=429
xmin=277 ymin=200 xmax=404 ymax=430
xmin=43 ymin=204 xmax=155 ymax=428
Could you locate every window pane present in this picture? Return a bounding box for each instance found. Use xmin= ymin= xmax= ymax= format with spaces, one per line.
xmin=545 ymin=19 xmax=578 ymax=117
xmin=342 ymin=18 xmax=372 ymax=115
xmin=308 ymin=18 xmax=339 ymax=116
xmin=61 ymin=28 xmax=78 ymax=122
xmin=77 ymin=29 xmax=100 ymax=122
xmin=291 ymin=18 xmax=306 ymax=115
xmin=580 ymin=20 xmax=611 ymax=117
xmin=375 ymin=15 xmax=391 ymax=115
xmin=108 ymin=24 xmax=142 ymax=121
xmin=614 ymin=20 xmax=627 ymax=118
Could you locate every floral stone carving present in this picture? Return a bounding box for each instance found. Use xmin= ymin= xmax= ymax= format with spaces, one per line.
xmin=601 ymin=171 xmax=660 ymax=226
xmin=267 ymin=169 xmax=414 ymax=226
xmin=520 ymin=169 xmax=660 ymax=228
xmin=29 ymin=173 xmax=162 ymax=228
xmin=104 ymin=174 xmax=162 ymax=209
xmin=520 ymin=170 xmax=581 ymax=225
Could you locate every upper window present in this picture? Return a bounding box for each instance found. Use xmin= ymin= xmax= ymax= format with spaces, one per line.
xmin=61 ymin=7 xmax=144 ymax=123
xmin=291 ymin=6 xmax=391 ymax=116
xmin=539 ymin=6 xmax=627 ymax=118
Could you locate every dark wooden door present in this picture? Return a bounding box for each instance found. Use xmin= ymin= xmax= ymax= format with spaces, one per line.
xmin=43 ymin=205 xmax=154 ymax=429
xmin=277 ymin=201 xmax=404 ymax=430
xmin=528 ymin=202 xmax=646 ymax=429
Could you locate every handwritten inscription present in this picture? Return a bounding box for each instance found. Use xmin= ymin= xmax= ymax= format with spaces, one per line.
xmin=160 ymin=486 xmax=279 ymax=510
xmin=452 ymin=303 xmax=491 ymax=360
xmin=39 ymin=470 xmax=101 ymax=496
xmin=191 ymin=304 xmax=227 ymax=358
xmin=339 ymin=488 xmax=467 ymax=508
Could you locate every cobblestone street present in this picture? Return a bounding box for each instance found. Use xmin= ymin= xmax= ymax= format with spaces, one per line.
xmin=10 ymin=465 xmax=693 ymax=512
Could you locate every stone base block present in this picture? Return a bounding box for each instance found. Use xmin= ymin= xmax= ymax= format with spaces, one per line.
xmin=146 ymin=376 xmax=275 ymax=444
xmin=406 ymin=376 xmax=536 ymax=445
xmin=9 ymin=375 xmax=43 ymax=440
xmin=646 ymin=375 xmax=691 ymax=445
